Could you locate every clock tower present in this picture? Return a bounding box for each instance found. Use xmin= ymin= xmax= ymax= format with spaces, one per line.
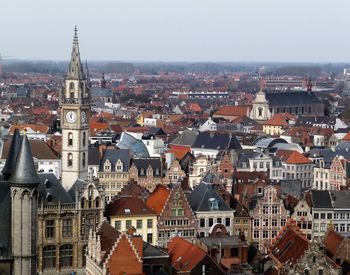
xmin=60 ymin=26 xmax=90 ymax=190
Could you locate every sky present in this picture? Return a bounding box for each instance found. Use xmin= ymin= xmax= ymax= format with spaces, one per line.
xmin=1 ymin=0 xmax=350 ymax=62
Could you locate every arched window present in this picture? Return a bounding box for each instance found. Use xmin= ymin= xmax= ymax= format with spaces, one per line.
xmin=69 ymin=82 xmax=75 ymax=98
xmin=43 ymin=245 xmax=56 ymax=270
xmin=88 ymin=186 xmax=93 ymax=208
xmin=258 ymin=107 xmax=263 ymax=117
xmin=83 ymin=132 xmax=86 ymax=147
xmin=81 ymin=197 xmax=86 ymax=209
xmin=68 ymin=153 xmax=73 ymax=167
xmin=82 ymin=153 xmax=86 ymax=168
xmin=68 ymin=132 xmax=73 ymax=146
xmin=82 ymin=245 xmax=88 ymax=267
xmin=60 ymin=245 xmax=73 ymax=268
xmin=95 ymin=197 xmax=100 ymax=208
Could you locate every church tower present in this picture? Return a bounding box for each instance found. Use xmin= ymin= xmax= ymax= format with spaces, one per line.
xmin=60 ymin=27 xmax=90 ymax=190
xmin=10 ymin=134 xmax=39 ymax=275
xmin=250 ymin=89 xmax=271 ymax=122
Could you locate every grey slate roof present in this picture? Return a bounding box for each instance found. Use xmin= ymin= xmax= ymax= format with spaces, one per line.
xmin=100 ymin=148 xmax=130 ymax=172
xmin=38 ymin=173 xmax=74 ymax=204
xmin=0 ymin=178 xmax=11 ymax=258
xmin=1 ymin=129 xmax=21 ymax=180
xmin=192 ymin=132 xmax=241 ymax=151
xmin=265 ymin=91 xmax=321 ymax=106
xmin=9 ymin=135 xmax=39 ymax=187
xmin=295 ymin=116 xmax=336 ymax=127
xmin=312 ymin=191 xmax=333 ymax=209
xmin=118 ymin=132 xmax=150 ymax=158
xmin=131 ymin=158 xmax=163 ymax=176
xmin=68 ymin=179 xmax=86 ymax=201
xmin=188 ymin=181 xmax=233 ymax=212
xmin=169 ymin=129 xmax=198 ymax=147
xmin=88 ymin=147 xmax=100 ymax=166
xmin=143 ymin=242 xmax=169 ymax=258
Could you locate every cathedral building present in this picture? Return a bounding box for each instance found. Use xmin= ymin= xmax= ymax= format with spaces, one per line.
xmin=250 ymin=89 xmax=324 ymax=122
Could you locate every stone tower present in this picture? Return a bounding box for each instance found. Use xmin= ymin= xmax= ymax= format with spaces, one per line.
xmin=250 ymin=89 xmax=271 ymax=122
xmin=9 ymin=134 xmax=39 ymax=275
xmin=60 ymin=26 xmax=90 ymax=190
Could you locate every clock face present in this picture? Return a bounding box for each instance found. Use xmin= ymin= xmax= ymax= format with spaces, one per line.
xmin=66 ymin=111 xmax=77 ymax=123
xmin=81 ymin=111 xmax=87 ymax=123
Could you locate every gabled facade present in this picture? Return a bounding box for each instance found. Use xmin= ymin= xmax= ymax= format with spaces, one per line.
xmin=250 ymin=185 xmax=289 ymax=251
xmin=155 ymin=184 xmax=197 ymax=247
xmin=188 ymin=155 xmax=209 ymax=189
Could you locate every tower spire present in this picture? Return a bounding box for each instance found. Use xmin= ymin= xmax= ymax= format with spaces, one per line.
xmin=2 ymin=129 xmax=21 ymax=180
xmin=68 ymin=26 xmax=84 ymax=79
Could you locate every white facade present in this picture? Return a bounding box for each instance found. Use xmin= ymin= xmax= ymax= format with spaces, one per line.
xmin=199 ymin=118 xmax=217 ymax=132
xmin=189 ymin=155 xmax=209 ymax=189
xmin=313 ymin=162 xmax=330 ymax=190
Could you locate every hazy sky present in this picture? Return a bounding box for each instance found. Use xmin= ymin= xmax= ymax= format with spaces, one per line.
xmin=1 ymin=0 xmax=350 ymax=62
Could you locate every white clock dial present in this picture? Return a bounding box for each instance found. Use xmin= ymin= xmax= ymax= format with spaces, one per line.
xmin=66 ymin=111 xmax=77 ymax=123
xmin=81 ymin=111 xmax=87 ymax=123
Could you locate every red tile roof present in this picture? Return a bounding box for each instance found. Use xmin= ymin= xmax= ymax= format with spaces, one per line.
xmin=146 ymin=185 xmax=170 ymax=215
xmin=168 ymin=236 xmax=207 ymax=272
xmin=106 ymin=195 xmax=156 ymax=217
xmin=285 ymin=151 xmax=312 ymax=164
xmin=342 ymin=131 xmax=350 ymax=142
xmin=264 ymin=113 xmax=296 ymax=127
xmin=214 ymin=106 xmax=250 ymax=117
xmin=272 ymin=220 xmax=309 ymax=265
xmin=323 ymin=229 xmax=344 ymax=257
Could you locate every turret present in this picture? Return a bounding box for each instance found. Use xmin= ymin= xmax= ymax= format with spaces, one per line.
xmin=10 ymin=135 xmax=39 ymax=275
xmin=1 ymin=129 xmax=21 ymax=180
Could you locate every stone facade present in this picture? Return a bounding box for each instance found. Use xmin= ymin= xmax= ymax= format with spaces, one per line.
xmin=157 ymin=184 xmax=196 ymax=247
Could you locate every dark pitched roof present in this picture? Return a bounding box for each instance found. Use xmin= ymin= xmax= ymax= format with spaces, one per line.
xmin=1 ymin=129 xmax=21 ymax=180
xmin=169 ymin=129 xmax=198 ymax=147
xmin=9 ymin=135 xmax=39 ymax=187
xmin=143 ymin=242 xmax=169 ymax=259
xmin=265 ymin=91 xmax=322 ymax=106
xmin=0 ymin=178 xmax=11 ymax=258
xmin=88 ymin=147 xmax=100 ymax=166
xmin=68 ymin=179 xmax=86 ymax=201
xmin=131 ymin=158 xmax=163 ymax=176
xmin=192 ymin=132 xmax=241 ymax=151
xmin=37 ymin=173 xmax=73 ymax=204
xmin=188 ymin=181 xmax=233 ymax=212
xmin=295 ymin=116 xmax=336 ymax=127
xmin=311 ymin=190 xmax=333 ymax=209
xmin=100 ymin=148 xmax=130 ymax=172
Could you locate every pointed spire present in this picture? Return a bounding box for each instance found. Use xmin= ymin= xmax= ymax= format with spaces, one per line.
xmin=9 ymin=135 xmax=39 ymax=187
xmin=2 ymin=129 xmax=21 ymax=180
xmin=68 ymin=26 xmax=84 ymax=79
xmin=101 ymin=73 xmax=106 ymax=88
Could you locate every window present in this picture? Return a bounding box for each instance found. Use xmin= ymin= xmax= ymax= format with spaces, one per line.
xmin=83 ymin=132 xmax=86 ymax=147
xmin=68 ymin=132 xmax=73 ymax=146
xmin=263 ymin=230 xmax=268 ymax=239
xmin=320 ymin=213 xmax=326 ymax=219
xmin=60 ymin=245 xmax=73 ymax=268
xmin=137 ymin=220 xmax=142 ymax=229
xmin=43 ymin=246 xmax=56 ymax=269
xmin=208 ymin=218 xmax=213 ymax=227
xmin=225 ymin=218 xmax=230 ymax=227
xmin=209 ymin=198 xmax=219 ymax=210
xmin=272 ymin=219 xmax=277 ymax=227
xmin=272 ymin=206 xmax=278 ymax=214
xmin=258 ymin=107 xmax=263 ymax=117
xmin=200 ymin=219 xmax=205 ymax=227
xmin=45 ymin=220 xmax=55 ymax=238
xmin=263 ymin=219 xmax=268 ymax=226
xmin=314 ymin=213 xmax=319 ymax=219
xmin=254 ymin=219 xmax=259 ymax=227
xmin=82 ymin=152 xmax=86 ymax=168
xmin=68 ymin=153 xmax=73 ymax=167
xmin=126 ymin=220 xmax=132 ymax=229
xmin=147 ymin=219 xmax=153 ymax=228
xmin=263 ymin=206 xmax=268 ymax=214
xmin=217 ymin=218 xmax=222 ymax=224
xmin=281 ymin=219 xmax=286 ymax=227
xmin=62 ymin=219 xmax=72 ymax=238
xmin=327 ymin=213 xmax=332 ymax=219
xmin=115 ymin=220 xmax=121 ymax=230
xmin=147 ymin=233 xmax=153 ymax=243
xmin=171 ymin=209 xmax=177 ymax=216
xmin=177 ymin=208 xmax=184 ymax=216
xmin=253 ymin=230 xmax=259 ymax=239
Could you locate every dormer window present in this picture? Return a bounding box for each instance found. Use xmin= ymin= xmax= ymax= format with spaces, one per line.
xmin=209 ymin=198 xmax=219 ymax=210
xmin=155 ymin=168 xmax=160 ymax=175
xmin=140 ymin=168 xmax=145 ymax=175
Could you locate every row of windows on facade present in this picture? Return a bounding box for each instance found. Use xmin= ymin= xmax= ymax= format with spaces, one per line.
xmin=254 ymin=218 xmax=287 ymax=227
xmin=260 ymin=205 xmax=281 ymax=214
xmin=67 ymin=132 xmax=87 ymax=147
xmin=45 ymin=216 xmax=97 ymax=238
xmin=274 ymin=106 xmax=313 ymax=114
xmin=42 ymin=244 xmax=87 ymax=270
xmin=314 ymin=212 xmax=350 ymax=220
xmin=67 ymin=153 xmax=86 ymax=168
xmin=99 ymin=174 xmax=128 ymax=180
xmin=158 ymin=229 xmax=196 ymax=238
xmin=114 ymin=219 xmax=154 ymax=230
xmin=199 ymin=218 xmax=231 ymax=228
xmin=253 ymin=230 xmax=278 ymax=239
